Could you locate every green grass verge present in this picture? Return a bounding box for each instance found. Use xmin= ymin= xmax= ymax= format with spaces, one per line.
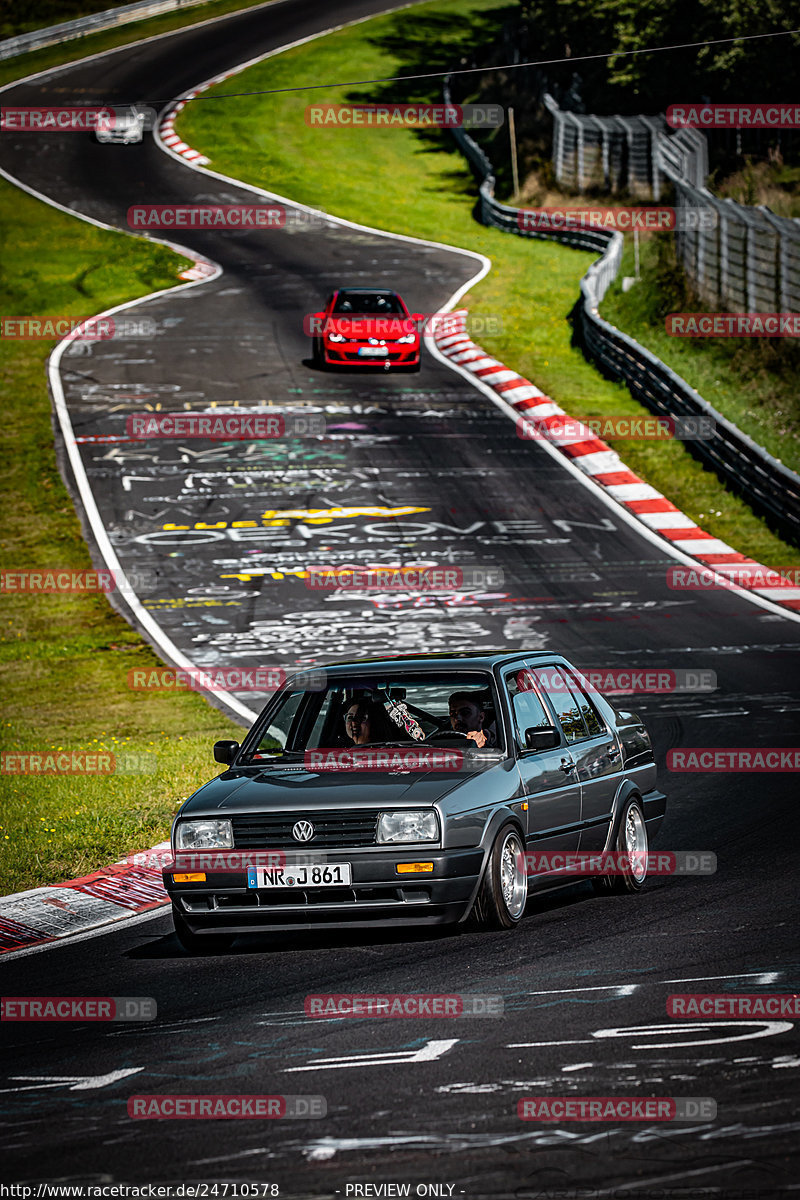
xmin=601 ymin=235 xmax=800 ymax=475
xmin=176 ymin=0 xmax=800 ymax=568
xmin=0 ymin=178 xmax=242 ymax=895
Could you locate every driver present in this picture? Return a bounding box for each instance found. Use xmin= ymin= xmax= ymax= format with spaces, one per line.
xmin=448 ymin=691 xmax=498 ymax=748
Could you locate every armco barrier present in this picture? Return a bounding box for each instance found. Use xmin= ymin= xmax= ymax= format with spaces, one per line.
xmin=443 ymin=79 xmax=800 ymax=546
xmin=0 ymin=0 xmax=213 ymax=62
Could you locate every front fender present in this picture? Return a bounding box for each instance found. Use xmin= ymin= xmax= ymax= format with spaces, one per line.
xmin=454 ymin=805 xmax=526 ymax=924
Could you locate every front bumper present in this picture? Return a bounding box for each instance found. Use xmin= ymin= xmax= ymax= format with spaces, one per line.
xmin=164 ymin=847 xmax=484 ymax=933
xmin=96 ymin=131 xmax=142 ymax=143
xmin=323 ymin=343 xmax=420 ymax=366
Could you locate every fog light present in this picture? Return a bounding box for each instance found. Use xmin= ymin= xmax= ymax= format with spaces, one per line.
xmin=396 ymin=862 xmax=434 ymax=874
xmin=173 ymin=872 xmax=206 ymax=882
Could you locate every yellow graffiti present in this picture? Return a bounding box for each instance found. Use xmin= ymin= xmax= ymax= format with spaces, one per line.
xmin=260 ymin=506 xmax=429 ymax=523
xmin=162 ymin=505 xmax=429 ymax=532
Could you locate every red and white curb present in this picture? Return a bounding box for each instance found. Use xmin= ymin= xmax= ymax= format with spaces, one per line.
xmin=158 ymin=91 xmax=211 ymax=165
xmin=157 ymin=83 xmax=239 ymax=285
xmin=433 ymin=311 xmax=800 ymax=614
xmin=0 ymin=843 xmax=170 ymax=955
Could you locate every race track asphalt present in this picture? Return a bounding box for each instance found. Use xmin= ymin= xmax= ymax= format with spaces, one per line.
xmin=1 ymin=1 xmax=798 ymax=1194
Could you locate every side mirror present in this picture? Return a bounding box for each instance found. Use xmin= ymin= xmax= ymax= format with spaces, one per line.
xmin=525 ymin=726 xmax=560 ymax=751
xmin=214 ymin=740 xmax=240 ymax=765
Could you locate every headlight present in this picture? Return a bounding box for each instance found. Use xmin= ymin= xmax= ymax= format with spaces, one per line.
xmin=327 ymin=332 xmax=346 ymax=343
xmin=377 ymin=810 xmax=438 ymax=844
xmin=176 ymin=819 xmax=233 ymax=850
xmin=397 ymin=334 xmax=416 ymax=344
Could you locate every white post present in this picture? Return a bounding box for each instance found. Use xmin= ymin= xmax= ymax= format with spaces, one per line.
xmin=634 ymin=229 xmax=640 ymax=280
xmin=509 ymin=106 xmax=520 ymax=199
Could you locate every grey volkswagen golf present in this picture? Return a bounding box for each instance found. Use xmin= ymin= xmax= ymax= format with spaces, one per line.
xmin=164 ymin=652 xmax=666 ymax=951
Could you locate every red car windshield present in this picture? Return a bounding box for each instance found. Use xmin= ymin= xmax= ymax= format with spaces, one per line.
xmin=332 ymin=291 xmax=405 ymax=315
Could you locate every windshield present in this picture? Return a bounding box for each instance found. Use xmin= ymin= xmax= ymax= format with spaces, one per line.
xmin=244 ymin=672 xmax=504 ymax=761
xmin=332 ymin=291 xmax=404 ymax=315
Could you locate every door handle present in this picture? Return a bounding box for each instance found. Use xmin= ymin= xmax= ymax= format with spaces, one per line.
xmin=608 ymin=744 xmax=621 ymax=760
xmin=560 ymin=758 xmax=576 ymax=773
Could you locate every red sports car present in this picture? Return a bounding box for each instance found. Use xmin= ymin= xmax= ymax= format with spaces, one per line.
xmin=308 ymin=287 xmax=422 ymax=371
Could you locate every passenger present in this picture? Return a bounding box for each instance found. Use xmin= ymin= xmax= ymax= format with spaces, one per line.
xmin=448 ymin=691 xmax=498 ymax=748
xmin=344 ymin=700 xmax=399 ymax=745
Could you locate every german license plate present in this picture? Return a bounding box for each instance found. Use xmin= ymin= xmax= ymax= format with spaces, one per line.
xmin=247 ymin=863 xmax=352 ymax=888
xmin=357 ymin=346 xmax=388 ymax=357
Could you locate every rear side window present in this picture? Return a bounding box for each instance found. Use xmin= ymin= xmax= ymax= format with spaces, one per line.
xmin=533 ymin=667 xmax=587 ymax=743
xmin=505 ymin=669 xmax=554 ymax=749
xmin=566 ymin=672 xmax=605 ymax=736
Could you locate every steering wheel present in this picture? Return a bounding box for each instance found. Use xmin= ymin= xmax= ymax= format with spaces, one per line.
xmin=424 ymin=729 xmax=471 ymax=743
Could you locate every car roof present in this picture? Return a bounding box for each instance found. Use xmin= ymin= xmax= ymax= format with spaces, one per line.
xmin=297 ymin=651 xmax=564 ymax=674
xmin=334 ymin=287 xmax=399 ymax=295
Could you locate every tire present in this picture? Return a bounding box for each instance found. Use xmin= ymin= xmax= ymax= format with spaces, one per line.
xmin=172 ymin=905 xmax=233 ymax=953
xmin=312 ymin=338 xmax=326 ymax=368
xmin=472 ymin=824 xmax=528 ymax=930
xmin=592 ymin=795 xmax=648 ymax=895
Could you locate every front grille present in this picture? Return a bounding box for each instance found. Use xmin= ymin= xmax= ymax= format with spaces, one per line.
xmin=231 ymin=809 xmax=381 ymax=849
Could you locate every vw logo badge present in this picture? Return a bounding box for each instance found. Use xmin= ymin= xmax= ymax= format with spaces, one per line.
xmin=292 ymin=820 xmax=314 ymax=842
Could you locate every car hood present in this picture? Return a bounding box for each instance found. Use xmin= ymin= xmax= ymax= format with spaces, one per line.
xmin=180 ymin=763 xmax=496 ymax=816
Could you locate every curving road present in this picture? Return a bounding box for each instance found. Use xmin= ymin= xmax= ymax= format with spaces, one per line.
xmin=1 ymin=1 xmax=799 ymax=1195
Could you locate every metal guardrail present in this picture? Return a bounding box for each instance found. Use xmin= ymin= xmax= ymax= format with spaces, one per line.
xmin=0 ymin=0 xmax=211 ymax=62
xmin=443 ymin=79 xmax=800 ymax=546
